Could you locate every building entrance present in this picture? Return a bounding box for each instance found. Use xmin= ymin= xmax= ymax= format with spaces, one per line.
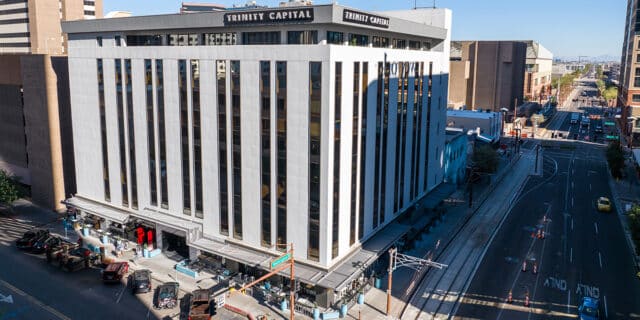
xmin=161 ymin=231 xmax=189 ymax=260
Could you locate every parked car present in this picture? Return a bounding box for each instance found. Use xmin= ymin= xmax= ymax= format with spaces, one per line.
xmin=102 ymin=262 xmax=129 ymax=283
xmin=46 ymin=240 xmax=78 ymax=263
xmin=129 ymin=269 xmax=152 ymax=294
xmin=154 ymin=282 xmax=179 ymax=309
xmin=31 ymin=235 xmax=62 ymax=254
xmin=16 ymin=229 xmax=50 ymax=250
xmin=188 ymin=289 xmax=216 ymax=320
xmin=62 ymin=247 xmax=97 ymax=271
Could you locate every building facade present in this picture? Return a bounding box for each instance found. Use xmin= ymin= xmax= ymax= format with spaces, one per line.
xmin=63 ymin=5 xmax=451 ymax=295
xmin=446 ymin=109 xmax=502 ymax=143
xmin=448 ymin=41 xmax=526 ymax=112
xmin=443 ymin=128 xmax=466 ymax=186
xmin=523 ymin=41 xmax=553 ymax=102
xmin=619 ymin=0 xmax=640 ymax=138
xmin=0 ymin=0 xmax=102 ymax=210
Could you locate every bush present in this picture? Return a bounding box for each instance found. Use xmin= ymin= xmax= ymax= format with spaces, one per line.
xmin=472 ymin=145 xmax=499 ymax=174
xmin=606 ymin=141 xmax=625 ymax=178
xmin=0 ymin=169 xmax=20 ymax=205
xmin=628 ymin=205 xmax=640 ymax=255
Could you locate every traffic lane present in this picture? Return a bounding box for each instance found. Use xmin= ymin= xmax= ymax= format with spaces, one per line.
xmin=0 ymin=243 xmax=160 ymax=320
xmin=585 ymin=150 xmax=640 ymax=319
xmin=0 ymin=278 xmax=66 ymax=320
xmin=453 ymin=156 xmax=568 ymax=319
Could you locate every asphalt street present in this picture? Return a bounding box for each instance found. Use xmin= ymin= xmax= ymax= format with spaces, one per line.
xmin=0 ymin=212 xmax=176 ymax=320
xmin=455 ymin=81 xmax=640 ymax=319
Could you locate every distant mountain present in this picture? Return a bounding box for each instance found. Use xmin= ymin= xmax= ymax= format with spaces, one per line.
xmin=555 ymin=55 xmax=621 ymax=62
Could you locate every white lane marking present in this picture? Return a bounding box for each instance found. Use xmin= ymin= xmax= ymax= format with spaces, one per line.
xmin=115 ymin=285 xmax=126 ymax=304
xmin=572 ymin=197 xmax=574 ymax=207
xmin=572 ymin=182 xmax=574 ymax=189
xmin=604 ymin=295 xmax=608 ymax=318
xmin=589 ymin=183 xmax=592 ymax=191
xmin=570 ymin=248 xmax=573 ymax=263
xmin=571 ymin=219 xmax=574 ymax=231
xmin=567 ymin=291 xmax=571 ymax=314
xmin=594 ymin=222 xmax=598 ymax=234
xmin=0 ymin=278 xmax=71 ymax=320
xmin=598 ymin=252 xmax=603 ymax=269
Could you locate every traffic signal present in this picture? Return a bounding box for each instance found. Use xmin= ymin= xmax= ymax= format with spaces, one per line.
xmin=209 ymin=299 xmax=217 ymax=316
xmin=294 ymin=280 xmax=301 ymax=292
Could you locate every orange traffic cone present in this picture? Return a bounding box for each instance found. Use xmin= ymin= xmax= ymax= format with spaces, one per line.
xmin=524 ymin=292 xmax=530 ymax=307
xmin=522 ymin=260 xmax=527 ymax=272
xmin=537 ymin=229 xmax=542 ymax=239
xmin=532 ymin=262 xmax=538 ymax=274
xmin=507 ymin=290 xmax=513 ymax=304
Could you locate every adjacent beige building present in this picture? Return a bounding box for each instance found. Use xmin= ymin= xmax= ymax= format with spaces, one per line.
xmin=448 ymin=40 xmax=526 ymax=112
xmin=0 ymin=0 xmax=102 ymax=210
xmin=523 ymin=41 xmax=553 ymax=102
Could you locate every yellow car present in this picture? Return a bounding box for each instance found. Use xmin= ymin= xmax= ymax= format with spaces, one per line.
xmin=597 ymin=197 xmax=611 ymax=212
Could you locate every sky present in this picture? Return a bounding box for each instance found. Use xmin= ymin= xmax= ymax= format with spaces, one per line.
xmin=104 ymin=0 xmax=627 ymax=58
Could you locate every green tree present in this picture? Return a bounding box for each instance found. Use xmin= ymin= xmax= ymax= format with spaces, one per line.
xmin=472 ymin=145 xmax=499 ymax=174
xmin=606 ymin=141 xmax=625 ymax=178
xmin=0 ymin=169 xmax=19 ymax=205
xmin=603 ymin=86 xmax=618 ymax=105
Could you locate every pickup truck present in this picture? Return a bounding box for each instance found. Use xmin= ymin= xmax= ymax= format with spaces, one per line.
xmin=188 ymin=289 xmax=216 ymax=320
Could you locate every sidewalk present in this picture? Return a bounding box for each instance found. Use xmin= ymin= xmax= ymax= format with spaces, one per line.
xmin=349 ymin=151 xmax=530 ymax=319
xmin=608 ymin=154 xmax=640 ymax=271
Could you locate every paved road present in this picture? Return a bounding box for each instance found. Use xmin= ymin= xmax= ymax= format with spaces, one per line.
xmin=0 ymin=212 xmax=177 ymax=320
xmin=455 ymin=84 xmax=640 ymax=319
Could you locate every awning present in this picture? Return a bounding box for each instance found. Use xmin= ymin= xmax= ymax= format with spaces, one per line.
xmin=133 ymin=207 xmax=202 ymax=235
xmin=63 ymin=196 xmax=130 ymax=224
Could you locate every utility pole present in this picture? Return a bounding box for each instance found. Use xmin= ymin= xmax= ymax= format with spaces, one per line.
xmin=290 ymin=244 xmax=295 ymax=320
xmin=386 ymin=248 xmax=394 ymax=316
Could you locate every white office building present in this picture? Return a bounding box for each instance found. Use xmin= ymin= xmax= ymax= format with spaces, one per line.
xmin=62 ymin=4 xmax=451 ymax=303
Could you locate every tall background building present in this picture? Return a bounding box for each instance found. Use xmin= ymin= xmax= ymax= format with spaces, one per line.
xmin=523 ymin=41 xmax=553 ymax=102
xmin=619 ymin=0 xmax=640 ymax=142
xmin=0 ymin=0 xmax=102 ymax=211
xmin=448 ymin=40 xmax=526 ymax=112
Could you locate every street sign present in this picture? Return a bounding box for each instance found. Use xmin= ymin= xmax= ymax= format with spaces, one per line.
xmin=604 ymin=121 xmax=615 ymax=126
xmin=605 ymin=135 xmax=619 ymax=140
xmin=0 ymin=294 xmax=13 ymax=304
xmin=271 ymin=252 xmax=291 ymax=269
xmin=215 ymin=295 xmax=225 ymax=308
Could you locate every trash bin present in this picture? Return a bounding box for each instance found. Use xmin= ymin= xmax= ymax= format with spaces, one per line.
xmin=280 ymin=299 xmax=288 ymax=311
xmin=357 ymin=293 xmax=364 ymax=305
xmin=340 ymin=304 xmax=348 ymax=318
xmin=374 ymin=278 xmax=381 ymax=289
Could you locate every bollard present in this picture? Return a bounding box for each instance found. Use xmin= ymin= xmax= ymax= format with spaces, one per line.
xmin=507 ymin=290 xmax=513 ymax=304
xmin=524 ymin=292 xmax=530 ymax=307
xmin=533 ymin=262 xmax=538 ymax=274
xmin=522 ymin=260 xmax=527 ymax=272
xmin=537 ymin=229 xmax=542 ymax=239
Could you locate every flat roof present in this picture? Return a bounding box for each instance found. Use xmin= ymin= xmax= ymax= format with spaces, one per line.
xmin=447 ymin=109 xmax=498 ymax=120
xmin=62 ymin=4 xmax=447 ymax=40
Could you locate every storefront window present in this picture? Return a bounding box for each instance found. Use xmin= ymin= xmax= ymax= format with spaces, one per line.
xmin=349 ymin=34 xmax=369 ymax=47
xmin=326 ymin=31 xmax=343 ymax=44
xmin=287 ymin=30 xmax=318 ymax=44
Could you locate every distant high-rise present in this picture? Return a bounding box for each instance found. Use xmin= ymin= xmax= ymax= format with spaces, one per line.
xmin=0 ymin=0 xmax=102 ymax=210
xmin=619 ymin=0 xmax=640 ymax=143
xmin=0 ymin=0 xmax=103 ymax=55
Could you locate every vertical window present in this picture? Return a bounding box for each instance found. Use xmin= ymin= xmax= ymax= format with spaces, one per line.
xmin=115 ymin=59 xmax=129 ymax=207
xmin=145 ymin=60 xmax=157 ymax=207
xmin=97 ymin=36 xmax=103 ymax=47
xmin=115 ymin=35 xmax=121 ymax=46
xmin=637 ymin=54 xmax=640 ymax=63
xmin=231 ymin=60 xmax=242 ymax=240
xmin=411 ymin=62 xmax=423 ymax=198
xmin=125 ymin=59 xmax=138 ymax=209
xmin=350 ymin=62 xmax=360 ymax=245
xmin=373 ymin=62 xmax=383 ymax=231
xmin=393 ymin=39 xmax=406 ymax=49
xmin=332 ymin=62 xmax=342 ymax=259
xmin=394 ymin=62 xmax=407 ymax=213
xmin=192 ymin=60 xmax=203 ymax=217
xmin=358 ymin=62 xmax=368 ymax=240
xmin=276 ymin=61 xmax=287 ymax=250
xmin=157 ymin=60 xmax=169 ymax=209
xmin=326 ymin=31 xmax=344 ymax=44
xmin=409 ymin=41 xmax=421 ymax=50
xmin=349 ymin=34 xmax=369 ymax=46
xmin=260 ymin=61 xmax=271 ymax=247
xmin=179 ymin=60 xmax=191 ymax=214
xmin=380 ymin=62 xmax=390 ymax=225
xmin=217 ymin=60 xmax=229 ymax=236
xmin=97 ymin=59 xmax=110 ymax=202
xmin=372 ymin=36 xmax=389 ymax=48
xmin=309 ymin=61 xmax=322 ymax=262
xmin=423 ymin=62 xmax=433 ymax=191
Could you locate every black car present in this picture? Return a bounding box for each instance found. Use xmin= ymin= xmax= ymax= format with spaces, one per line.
xmin=16 ymin=229 xmax=50 ymax=250
xmin=129 ymin=269 xmax=152 ymax=294
xmin=31 ymin=235 xmax=62 ymax=254
xmin=154 ymin=282 xmax=179 ymax=309
xmin=63 ymin=247 xmax=97 ymax=271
